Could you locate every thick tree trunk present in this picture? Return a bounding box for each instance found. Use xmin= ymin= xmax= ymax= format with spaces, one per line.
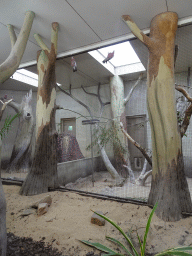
xmin=123 ymin=12 xmax=192 ymax=221
xmin=7 ymin=91 xmax=34 ymax=173
xmin=110 ymin=76 xmax=128 ymax=177
xmin=0 ymin=11 xmax=35 ymax=255
xmin=20 ymin=23 xmax=59 ymax=195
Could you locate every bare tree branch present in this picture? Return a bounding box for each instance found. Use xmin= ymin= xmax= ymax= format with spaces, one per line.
xmin=7 ymin=24 xmax=17 ymax=48
xmin=0 ymin=99 xmax=13 ymax=122
xmin=175 ymin=84 xmax=192 ymax=102
xmin=120 ymin=122 xmax=152 ymax=166
xmin=124 ymin=73 xmax=143 ymax=105
xmin=175 ymin=84 xmax=192 ymax=137
xmin=136 ymin=170 xmax=152 ymax=186
xmin=0 ymin=11 xmax=35 ymax=83
xmin=81 ymin=83 xmax=110 ymax=119
xmin=34 ymin=34 xmax=49 ymax=52
xmin=122 ymin=15 xmax=152 ymax=48
xmin=56 ymin=84 xmax=93 ymax=118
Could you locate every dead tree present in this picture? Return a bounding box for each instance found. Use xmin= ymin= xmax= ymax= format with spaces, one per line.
xmin=20 ymin=23 xmax=59 ymax=196
xmin=123 ymin=12 xmax=192 ymax=221
xmin=5 ymin=90 xmax=34 ymax=173
xmin=0 ymin=11 xmax=35 ymax=255
xmin=110 ymin=74 xmax=142 ymax=177
xmin=57 ymin=84 xmax=124 ymax=184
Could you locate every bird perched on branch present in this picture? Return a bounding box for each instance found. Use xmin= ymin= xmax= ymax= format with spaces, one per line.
xmin=71 ymin=57 xmax=77 ymax=72
xmin=102 ymin=51 xmax=115 ymax=63
xmin=0 ymin=95 xmax=7 ymax=101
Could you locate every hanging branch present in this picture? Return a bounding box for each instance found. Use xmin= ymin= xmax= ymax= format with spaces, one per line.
xmin=120 ymin=122 xmax=152 ymax=166
xmin=175 ymin=84 xmax=192 ymax=137
xmin=124 ymin=73 xmax=143 ymax=105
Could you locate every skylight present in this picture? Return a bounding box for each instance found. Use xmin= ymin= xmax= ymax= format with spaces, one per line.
xmin=88 ymin=41 xmax=145 ymax=75
xmin=11 ymin=69 xmax=61 ymax=87
xmin=11 ymin=69 xmax=38 ymax=87
xmin=98 ymin=41 xmax=140 ymax=67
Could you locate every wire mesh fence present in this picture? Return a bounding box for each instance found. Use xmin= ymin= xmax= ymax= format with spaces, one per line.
xmin=1 ymin=23 xmax=192 ymax=204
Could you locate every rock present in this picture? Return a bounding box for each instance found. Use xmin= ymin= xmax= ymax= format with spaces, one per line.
xmin=30 ymin=195 xmax=52 ymax=209
xmin=153 ymin=224 xmax=163 ymax=231
xmin=91 ymin=211 xmax=105 ymax=226
xmin=178 ymin=235 xmax=186 ymax=245
xmin=38 ymin=203 xmax=49 ymax=216
xmin=20 ymin=208 xmax=35 ymax=217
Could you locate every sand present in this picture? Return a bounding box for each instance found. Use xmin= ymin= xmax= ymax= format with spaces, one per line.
xmin=4 ymin=181 xmax=192 ymax=256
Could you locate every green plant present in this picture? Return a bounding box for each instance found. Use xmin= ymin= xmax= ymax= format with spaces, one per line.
xmin=0 ymin=113 xmax=20 ymax=140
xmin=80 ymin=203 xmax=192 ymax=256
xmin=86 ymin=123 xmax=127 ymax=156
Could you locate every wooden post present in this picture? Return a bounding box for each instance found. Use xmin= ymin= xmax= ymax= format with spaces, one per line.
xmin=123 ymin=12 xmax=192 ymax=221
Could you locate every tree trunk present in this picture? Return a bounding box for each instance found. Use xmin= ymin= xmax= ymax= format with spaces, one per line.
xmin=123 ymin=12 xmax=192 ymax=221
xmin=0 ymin=139 xmax=6 ymax=256
xmin=7 ymin=90 xmax=34 ymax=173
xmin=110 ymin=75 xmax=128 ymax=177
xmin=0 ymin=11 xmax=35 ymax=255
xmin=20 ymin=23 xmax=59 ymax=196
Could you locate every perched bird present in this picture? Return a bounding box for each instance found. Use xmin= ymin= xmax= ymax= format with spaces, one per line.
xmin=71 ymin=57 xmax=77 ymax=72
xmin=102 ymin=51 xmax=115 ymax=63
xmin=0 ymin=95 xmax=8 ymax=101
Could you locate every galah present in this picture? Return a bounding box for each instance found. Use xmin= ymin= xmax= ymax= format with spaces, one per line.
xmin=71 ymin=57 xmax=77 ymax=72
xmin=0 ymin=95 xmax=8 ymax=101
xmin=102 ymin=51 xmax=115 ymax=63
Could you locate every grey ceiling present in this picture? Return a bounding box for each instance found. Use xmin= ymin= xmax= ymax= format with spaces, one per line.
xmin=0 ymin=0 xmax=192 ymax=91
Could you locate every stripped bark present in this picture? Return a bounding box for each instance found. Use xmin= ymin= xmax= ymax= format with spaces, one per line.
xmin=6 ymin=90 xmax=34 ymax=173
xmin=0 ymin=11 xmax=35 ymax=83
xmin=123 ymin=12 xmax=192 ymax=221
xmin=20 ymin=23 xmax=59 ymax=196
xmin=109 ymin=74 xmax=142 ymax=177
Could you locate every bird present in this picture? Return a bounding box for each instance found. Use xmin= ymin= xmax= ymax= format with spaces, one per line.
xmin=0 ymin=95 xmax=7 ymax=101
xmin=102 ymin=51 xmax=115 ymax=63
xmin=71 ymin=57 xmax=77 ymax=72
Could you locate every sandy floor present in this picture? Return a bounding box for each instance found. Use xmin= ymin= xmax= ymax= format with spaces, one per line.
xmin=4 ymin=182 xmax=192 ymax=256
